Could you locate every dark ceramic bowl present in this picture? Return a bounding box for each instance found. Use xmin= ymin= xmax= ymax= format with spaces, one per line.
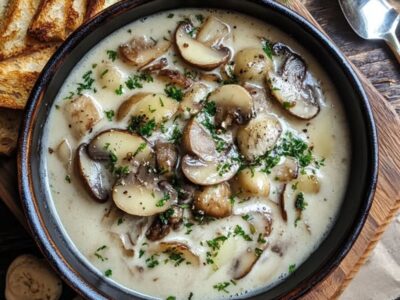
xmin=18 ymin=0 xmax=378 ymax=299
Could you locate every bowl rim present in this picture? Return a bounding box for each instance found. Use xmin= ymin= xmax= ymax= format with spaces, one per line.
xmin=18 ymin=0 xmax=378 ymax=299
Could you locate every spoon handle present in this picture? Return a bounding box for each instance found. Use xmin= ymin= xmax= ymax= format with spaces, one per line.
xmin=384 ymin=31 xmax=400 ymax=63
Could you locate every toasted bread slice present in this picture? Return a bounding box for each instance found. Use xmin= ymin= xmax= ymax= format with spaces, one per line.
xmin=28 ymin=0 xmax=70 ymax=42
xmin=0 ymin=45 xmax=58 ymax=109
xmin=66 ymin=0 xmax=86 ymax=31
xmin=0 ymin=108 xmax=22 ymax=155
xmin=0 ymin=0 xmax=43 ymax=60
xmin=85 ymin=0 xmax=118 ymax=20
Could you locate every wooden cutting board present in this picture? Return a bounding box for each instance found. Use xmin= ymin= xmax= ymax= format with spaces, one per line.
xmin=0 ymin=0 xmax=399 ymax=299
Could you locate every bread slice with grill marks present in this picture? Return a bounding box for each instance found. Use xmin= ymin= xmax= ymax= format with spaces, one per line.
xmin=66 ymin=0 xmax=87 ymax=31
xmin=0 ymin=108 xmax=22 ymax=155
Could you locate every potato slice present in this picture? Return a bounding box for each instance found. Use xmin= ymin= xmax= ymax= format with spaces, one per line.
xmin=112 ymin=175 xmax=175 ymax=216
xmin=119 ymin=37 xmax=171 ymax=68
xmin=196 ymin=16 xmax=230 ymax=47
xmin=56 ymin=139 xmax=72 ymax=170
xmin=237 ymin=114 xmax=282 ymax=160
xmin=273 ymin=158 xmax=299 ymax=182
xmin=64 ymin=95 xmax=102 ymax=138
xmin=98 ymin=64 xmax=124 ymax=90
xmin=232 ymin=168 xmax=270 ymax=197
xmin=175 ymin=23 xmax=230 ymax=71
xmin=6 ymin=255 xmax=62 ymax=300
xmin=76 ymin=143 xmax=112 ymax=202
xmin=88 ymin=129 xmax=152 ymax=165
xmin=297 ymin=174 xmax=321 ymax=194
xmin=234 ymin=48 xmax=271 ymax=82
xmin=208 ymin=84 xmax=253 ymax=128
xmin=181 ymin=153 xmax=240 ymax=186
xmin=183 ymin=118 xmax=217 ymax=162
xmin=194 ymin=182 xmax=232 ymax=218
xmin=179 ymin=83 xmax=209 ymax=116
xmin=117 ymin=93 xmax=179 ymax=123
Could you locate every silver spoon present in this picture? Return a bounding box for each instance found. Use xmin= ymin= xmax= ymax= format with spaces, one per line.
xmin=339 ymin=0 xmax=400 ymax=62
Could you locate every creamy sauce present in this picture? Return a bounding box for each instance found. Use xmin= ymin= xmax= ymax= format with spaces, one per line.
xmin=44 ymin=9 xmax=351 ymax=300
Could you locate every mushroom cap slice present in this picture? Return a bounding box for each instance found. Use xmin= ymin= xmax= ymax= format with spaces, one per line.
xmin=181 ymin=152 xmax=240 ymax=186
xmin=155 ymin=142 xmax=178 ymax=177
xmin=150 ymin=242 xmax=200 ymax=266
xmin=237 ymin=114 xmax=282 ymax=161
xmin=6 ymin=255 xmax=62 ymax=300
xmin=266 ymin=43 xmax=321 ymax=120
xmin=194 ymin=182 xmax=232 ymax=218
xmin=183 ymin=118 xmax=217 ymax=162
xmin=196 ymin=16 xmax=230 ymax=47
xmin=64 ymin=95 xmax=102 ymax=138
xmin=76 ymin=143 xmax=112 ymax=202
xmin=273 ymin=157 xmax=299 ymax=182
xmin=117 ymin=93 xmax=179 ymax=123
xmin=112 ymin=174 xmax=177 ymax=217
xmin=234 ymin=48 xmax=271 ymax=82
xmin=119 ymin=36 xmax=171 ymax=68
xmin=175 ymin=23 xmax=230 ymax=71
xmin=88 ymin=129 xmax=152 ymax=164
xmin=208 ymin=84 xmax=253 ymax=128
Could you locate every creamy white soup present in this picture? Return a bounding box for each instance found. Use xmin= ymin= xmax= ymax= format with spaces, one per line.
xmin=44 ymin=9 xmax=350 ymax=300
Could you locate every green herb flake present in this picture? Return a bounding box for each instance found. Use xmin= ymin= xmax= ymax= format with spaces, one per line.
xmin=104 ymin=110 xmax=115 ymax=121
xmin=257 ymin=233 xmax=267 ymax=244
xmin=289 ymin=264 xmax=296 ymax=274
xmin=295 ymin=192 xmax=307 ymax=211
xmin=65 ymin=175 xmax=71 ymax=183
xmin=165 ymin=84 xmax=183 ymax=101
xmin=262 ymin=38 xmax=274 ymax=60
xmin=255 ymin=247 xmax=263 ymax=257
xmin=156 ymin=193 xmax=171 ymax=207
xmin=115 ymin=85 xmax=123 ymax=95
xmin=100 ymin=69 xmax=109 ymax=78
xmin=213 ymin=282 xmax=230 ymax=293
xmin=169 ymin=126 xmax=182 ymax=144
xmin=133 ymin=143 xmax=147 ymax=157
xmin=139 ymin=249 xmax=145 ymax=258
xmin=233 ymin=225 xmax=253 ymax=241
xmin=117 ymin=217 xmax=124 ymax=225
xmin=94 ymin=245 xmax=108 ymax=261
xmin=146 ymin=255 xmax=159 ymax=268
xmin=167 ymin=13 xmax=174 ymax=18
xmin=106 ymin=50 xmax=117 ymax=61
xmin=104 ymin=269 xmax=112 ymax=277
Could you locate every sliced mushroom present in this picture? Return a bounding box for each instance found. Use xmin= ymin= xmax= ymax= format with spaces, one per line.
xmin=56 ymin=139 xmax=72 ymax=170
xmin=232 ymin=248 xmax=262 ymax=280
xmin=5 ymin=255 xmax=62 ymax=300
xmin=139 ymin=57 xmax=168 ymax=72
xmin=112 ymin=173 xmax=177 ymax=216
xmin=279 ymin=184 xmax=288 ymax=222
xmin=119 ymin=36 xmax=171 ymax=68
xmin=234 ymin=48 xmax=271 ymax=82
xmin=196 ymin=16 xmax=230 ymax=47
xmin=243 ymin=82 xmax=270 ymax=113
xmin=155 ymin=142 xmax=178 ymax=177
xmin=181 ymin=150 xmax=240 ymax=186
xmin=266 ymin=43 xmax=321 ymax=120
xmin=146 ymin=217 xmax=172 ymax=241
xmin=208 ymin=84 xmax=253 ymax=128
xmin=117 ymin=93 xmax=179 ymax=123
xmin=88 ymin=129 xmax=152 ymax=165
xmin=158 ymin=69 xmax=193 ymax=88
xmin=76 ymin=143 xmax=112 ymax=202
xmin=64 ymin=95 xmax=102 ymax=138
xmin=194 ymin=182 xmax=232 ymax=218
xmin=183 ymin=118 xmax=217 ymax=162
xmin=273 ymin=158 xmax=299 ymax=182
xmin=150 ymin=242 xmax=200 ymax=266
xmin=179 ymin=83 xmax=209 ymax=116
xmin=98 ymin=64 xmax=124 ymax=90
xmin=232 ymin=168 xmax=270 ymax=197
xmin=237 ymin=114 xmax=282 ymax=161
xmin=175 ymin=23 xmax=230 ymax=71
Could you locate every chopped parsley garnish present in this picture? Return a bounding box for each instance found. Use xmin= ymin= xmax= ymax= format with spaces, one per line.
xmin=164 ymin=249 xmax=186 ymax=266
xmin=139 ymin=249 xmax=145 ymax=258
xmin=104 ymin=110 xmax=115 ymax=121
xmin=203 ymin=100 xmax=217 ymax=116
xmin=65 ymin=175 xmax=71 ymax=183
xmin=241 ymin=214 xmax=252 ymax=221
xmin=128 ymin=115 xmax=157 ymax=137
xmin=76 ymin=70 xmax=95 ymax=95
xmin=261 ymin=38 xmax=274 ymax=60
xmin=184 ymin=222 xmax=194 ymax=235
xmin=188 ymin=292 xmax=194 ymax=300
xmin=289 ymin=264 xmax=296 ymax=274
xmin=106 ymin=50 xmax=117 ymax=61
xmin=167 ymin=13 xmax=174 ymax=18
xmin=94 ymin=245 xmax=108 ymax=261
xmin=165 ymin=84 xmax=183 ymax=101
xmin=156 ymin=193 xmax=171 ymax=207
xmin=115 ymin=85 xmax=123 ymax=95
xmin=233 ymin=225 xmax=253 ymax=241
xmin=100 ymin=69 xmax=109 ymax=78
xmin=205 ymin=235 xmax=229 ymax=265
xmin=295 ymin=192 xmax=307 ymax=211
xmin=255 ymin=247 xmax=263 ymax=257
xmin=64 ymin=91 xmax=75 ymax=100
xmin=196 ymin=14 xmax=205 ymax=23
xmin=146 ymin=255 xmax=159 ymax=268
xmin=104 ymin=269 xmax=112 ymax=277
xmin=283 ymin=101 xmax=295 ymax=109
xmin=257 ymin=233 xmax=267 ymax=244
xmin=117 ymin=217 xmax=124 ymax=225
xmin=200 ymin=114 xmax=226 ymax=152
xmin=217 ymin=162 xmax=232 ymax=176
xmin=159 ymin=208 xmax=174 ymax=225
xmin=113 ymin=166 xmax=130 ymax=178
xmin=166 ymin=297 xmax=176 ymax=300
xmin=213 ymin=282 xmax=230 ymax=293
xmin=125 ymin=72 xmax=153 ymax=90
xmin=133 ymin=143 xmax=147 ymax=157
xmin=169 ymin=126 xmax=182 ymax=144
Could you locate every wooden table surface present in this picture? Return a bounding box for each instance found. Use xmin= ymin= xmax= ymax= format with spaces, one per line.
xmin=0 ymin=0 xmax=398 ymax=298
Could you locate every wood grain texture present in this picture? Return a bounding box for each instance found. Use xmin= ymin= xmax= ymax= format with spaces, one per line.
xmin=0 ymin=0 xmax=399 ymax=299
